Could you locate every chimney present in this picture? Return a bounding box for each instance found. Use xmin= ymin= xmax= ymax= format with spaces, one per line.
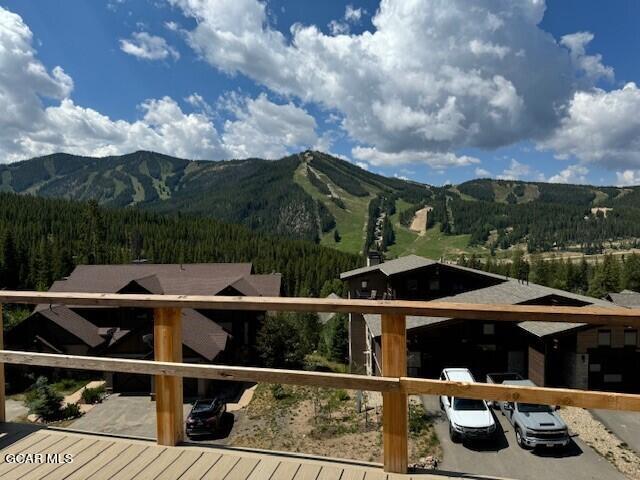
xmin=367 ymin=250 xmax=383 ymax=267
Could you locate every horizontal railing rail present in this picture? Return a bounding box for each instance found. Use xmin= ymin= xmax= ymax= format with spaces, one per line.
xmin=0 ymin=291 xmax=639 ymax=474
xmin=0 ymin=291 xmax=639 ymax=325
xmin=0 ymin=350 xmax=638 ymax=412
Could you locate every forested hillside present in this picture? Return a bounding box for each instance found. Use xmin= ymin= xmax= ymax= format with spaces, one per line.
xmin=4 ymin=151 xmax=640 ymax=259
xmin=433 ymin=179 xmax=640 ymax=254
xmin=0 ymin=193 xmax=360 ymax=296
xmin=0 ymin=151 xmax=434 ymax=251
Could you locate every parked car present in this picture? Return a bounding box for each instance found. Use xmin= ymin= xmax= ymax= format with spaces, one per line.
xmin=486 ymin=372 xmax=524 ymax=408
xmin=439 ymin=368 xmax=496 ymax=442
xmin=499 ymin=380 xmax=570 ymax=449
xmin=186 ymin=398 xmax=226 ymax=438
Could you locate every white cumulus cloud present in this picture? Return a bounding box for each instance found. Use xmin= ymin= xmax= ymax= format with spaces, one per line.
xmin=616 ymin=170 xmax=640 ymax=187
xmin=540 ymin=83 xmax=640 ymax=169
xmin=352 ymin=147 xmax=479 ymax=169
xmin=0 ymin=6 xmax=319 ymax=163
xmin=221 ymin=93 xmax=318 ymax=159
xmin=169 ymin=0 xmax=618 ymax=169
xmin=498 ymin=159 xmax=531 ymax=180
xmin=120 ymin=31 xmax=180 ymax=61
xmin=547 ymin=164 xmax=589 ymax=184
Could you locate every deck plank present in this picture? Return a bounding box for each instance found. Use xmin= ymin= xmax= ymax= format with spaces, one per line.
xmin=0 ymin=428 xmax=446 ymax=480
xmin=156 ymin=450 xmax=203 ymax=480
xmin=206 ymin=453 xmax=241 ymax=478
xmin=96 ymin=444 xmax=160 ymax=480
xmin=27 ymin=437 xmax=100 ymax=480
xmin=177 ymin=451 xmax=222 ymax=479
xmin=316 ymin=465 xmax=344 ymax=480
xmin=293 ymin=463 xmax=321 ymax=480
xmin=363 ymin=470 xmax=387 ymax=480
xmin=224 ymin=456 xmax=260 ymax=480
xmin=0 ymin=431 xmax=51 ymax=458
xmin=130 ymin=447 xmax=183 ymax=479
xmin=0 ymin=433 xmax=62 ymax=477
xmin=1 ymin=434 xmax=82 ymax=480
xmin=64 ymin=441 xmax=130 ymax=480
xmin=341 ymin=468 xmax=366 ymax=480
xmin=271 ymin=460 xmax=302 ymax=480
xmin=246 ymin=457 xmax=281 ymax=480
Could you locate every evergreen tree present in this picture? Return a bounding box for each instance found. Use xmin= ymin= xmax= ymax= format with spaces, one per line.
xmin=623 ymin=253 xmax=640 ymax=291
xmin=0 ymin=231 xmax=19 ymax=289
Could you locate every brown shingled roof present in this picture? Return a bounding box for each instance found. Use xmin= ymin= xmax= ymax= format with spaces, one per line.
xmin=49 ymin=263 xmax=280 ymax=297
xmin=37 ymin=305 xmax=104 ymax=348
xmin=181 ymin=309 xmax=230 ymax=361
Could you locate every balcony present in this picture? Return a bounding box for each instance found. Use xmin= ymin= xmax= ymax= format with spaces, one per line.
xmin=0 ymin=291 xmax=638 ymax=479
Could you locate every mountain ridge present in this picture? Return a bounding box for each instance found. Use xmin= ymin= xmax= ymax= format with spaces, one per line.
xmin=3 ymin=150 xmax=640 ymax=257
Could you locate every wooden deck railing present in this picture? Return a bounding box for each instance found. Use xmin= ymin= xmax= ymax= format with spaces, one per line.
xmin=0 ymin=292 xmax=639 ymax=474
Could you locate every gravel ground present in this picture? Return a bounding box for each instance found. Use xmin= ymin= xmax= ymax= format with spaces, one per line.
xmin=561 ymin=407 xmax=640 ymax=479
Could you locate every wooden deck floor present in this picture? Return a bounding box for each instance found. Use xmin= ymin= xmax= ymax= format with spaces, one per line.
xmin=0 ymin=423 xmax=500 ymax=480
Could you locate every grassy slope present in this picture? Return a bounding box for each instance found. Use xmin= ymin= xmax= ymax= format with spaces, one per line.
xmin=293 ymin=162 xmax=375 ymax=254
xmin=386 ymin=199 xmax=475 ymax=260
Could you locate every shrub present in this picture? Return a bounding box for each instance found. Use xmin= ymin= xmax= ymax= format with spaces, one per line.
xmin=25 ymin=376 xmax=64 ymax=421
xmin=61 ymin=403 xmax=82 ymax=419
xmin=336 ymin=389 xmax=350 ymax=402
xmin=409 ymin=403 xmax=431 ymax=436
xmin=81 ymin=385 xmax=106 ymax=404
xmin=270 ymin=384 xmax=287 ymax=400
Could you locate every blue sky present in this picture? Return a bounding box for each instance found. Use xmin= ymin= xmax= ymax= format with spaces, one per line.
xmin=0 ymin=0 xmax=639 ymax=186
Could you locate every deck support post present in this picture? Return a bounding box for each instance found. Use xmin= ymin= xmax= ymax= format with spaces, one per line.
xmin=154 ymin=307 xmax=183 ymax=446
xmin=0 ymin=304 xmax=4 ymax=423
xmin=381 ymin=313 xmax=408 ymax=473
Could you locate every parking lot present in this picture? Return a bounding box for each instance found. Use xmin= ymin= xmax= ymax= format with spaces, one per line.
xmin=421 ymin=395 xmax=624 ymax=480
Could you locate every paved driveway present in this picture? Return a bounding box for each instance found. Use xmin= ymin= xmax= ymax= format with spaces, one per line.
xmin=67 ymin=394 xmax=235 ymax=443
xmin=421 ymin=395 xmax=623 ymax=480
xmin=592 ymin=409 xmax=640 ymax=454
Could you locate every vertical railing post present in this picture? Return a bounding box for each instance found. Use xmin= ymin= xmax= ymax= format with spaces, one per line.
xmin=0 ymin=303 xmax=5 ymax=423
xmin=154 ymin=307 xmax=183 ymax=446
xmin=381 ymin=313 xmax=408 ymax=473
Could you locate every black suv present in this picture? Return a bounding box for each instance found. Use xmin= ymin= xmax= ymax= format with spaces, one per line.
xmin=186 ymin=399 xmax=226 ymax=438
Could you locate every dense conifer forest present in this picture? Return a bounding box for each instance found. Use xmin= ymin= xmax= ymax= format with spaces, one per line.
xmin=458 ymin=250 xmax=640 ymax=298
xmin=0 ymin=193 xmax=361 ymax=296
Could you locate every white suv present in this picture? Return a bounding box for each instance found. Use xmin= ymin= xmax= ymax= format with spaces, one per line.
xmin=439 ymin=368 xmax=496 ymax=442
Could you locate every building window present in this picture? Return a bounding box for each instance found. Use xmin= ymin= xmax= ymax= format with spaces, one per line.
xmin=597 ymin=330 xmax=611 ymax=347
xmin=589 ymin=363 xmax=601 ymax=373
xmin=604 ymin=374 xmax=622 ymax=383
xmin=483 ymin=323 xmax=495 ymax=335
xmin=624 ymin=329 xmax=638 ymax=347
xmin=361 ymin=280 xmax=368 ymax=290
xmin=406 ymin=279 xmax=418 ymax=292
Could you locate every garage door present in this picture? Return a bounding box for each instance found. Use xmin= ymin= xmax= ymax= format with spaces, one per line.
xmin=588 ymin=348 xmax=640 ymax=393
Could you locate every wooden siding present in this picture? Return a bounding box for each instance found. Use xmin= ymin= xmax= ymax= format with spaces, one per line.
xmin=528 ymin=345 xmax=545 ymax=386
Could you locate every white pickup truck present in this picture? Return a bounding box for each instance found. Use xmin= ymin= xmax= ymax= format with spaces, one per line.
xmin=439 ymin=368 xmax=496 ymax=442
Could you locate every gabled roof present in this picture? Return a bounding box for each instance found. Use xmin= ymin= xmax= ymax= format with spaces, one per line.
xmin=340 ymin=255 xmax=437 ymax=280
xmin=360 ymin=259 xmax=616 ymax=338
xmin=319 ymin=293 xmax=340 ymax=325
xmin=36 ymin=305 xmax=104 ymax=348
xmin=181 ymin=309 xmax=230 ymax=361
xmin=26 ymin=262 xmax=280 ymax=361
xmin=606 ymin=290 xmax=640 ymax=308
xmin=49 ymin=263 xmax=280 ymax=297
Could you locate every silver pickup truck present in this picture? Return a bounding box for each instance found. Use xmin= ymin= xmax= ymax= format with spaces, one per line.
xmin=499 ymin=379 xmax=570 ymax=449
